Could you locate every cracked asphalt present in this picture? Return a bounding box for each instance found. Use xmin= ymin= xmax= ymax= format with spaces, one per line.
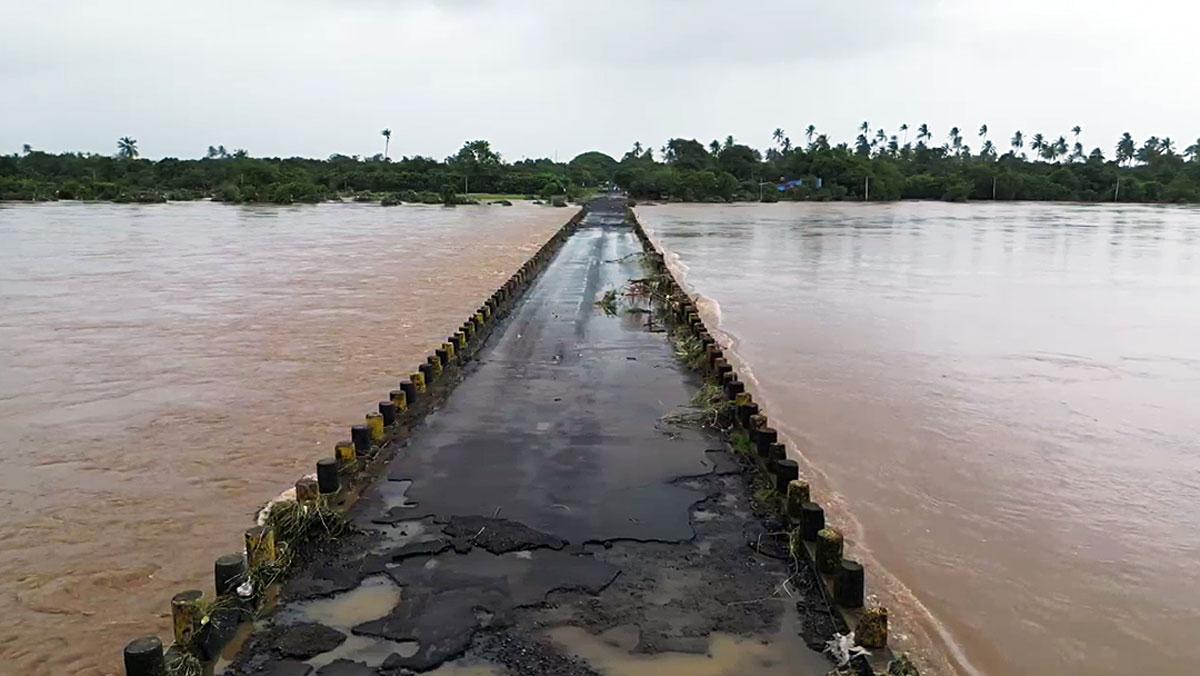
xmin=225 ymin=198 xmax=835 ymax=676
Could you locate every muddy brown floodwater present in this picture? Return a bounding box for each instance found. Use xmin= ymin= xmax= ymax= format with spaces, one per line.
xmin=638 ymin=201 xmax=1200 ymax=676
xmin=0 ymin=201 xmax=570 ymax=675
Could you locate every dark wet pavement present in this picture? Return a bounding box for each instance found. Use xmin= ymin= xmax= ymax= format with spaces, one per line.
xmin=228 ymin=198 xmax=833 ymax=675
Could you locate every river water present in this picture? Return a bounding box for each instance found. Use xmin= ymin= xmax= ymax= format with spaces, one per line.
xmin=0 ymin=201 xmax=570 ymax=675
xmin=637 ymin=202 xmax=1200 ymax=676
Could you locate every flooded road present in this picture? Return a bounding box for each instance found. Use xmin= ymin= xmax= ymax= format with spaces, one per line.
xmin=637 ymin=202 xmax=1200 ymax=676
xmin=0 ymin=201 xmax=570 ymax=675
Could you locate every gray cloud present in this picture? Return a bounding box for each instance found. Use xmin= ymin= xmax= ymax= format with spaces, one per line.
xmin=1 ymin=0 xmax=1196 ymax=161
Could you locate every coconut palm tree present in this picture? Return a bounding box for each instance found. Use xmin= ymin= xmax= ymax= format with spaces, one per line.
xmin=948 ymin=127 xmax=962 ymax=153
xmin=1011 ymin=130 xmax=1025 ymax=157
xmin=381 ymin=129 xmax=392 ymax=160
xmin=1116 ymin=133 xmax=1136 ymax=165
xmin=899 ymin=123 xmax=909 ymax=145
xmin=978 ymin=124 xmax=988 ymax=143
xmin=21 ymin=143 xmax=32 ymax=155
xmin=860 ymin=121 xmax=870 ymax=135
xmin=1071 ymin=126 xmax=1082 ymax=141
xmin=117 ymin=137 xmax=138 ymax=159
xmin=1030 ymin=133 xmax=1046 ymax=159
xmin=1185 ymin=138 xmax=1200 ymax=162
xmin=772 ymin=127 xmax=785 ymax=147
xmin=917 ymin=123 xmax=931 ymax=145
xmin=805 ymin=125 xmax=816 ymax=144
xmin=1160 ymin=137 xmax=1176 ymax=157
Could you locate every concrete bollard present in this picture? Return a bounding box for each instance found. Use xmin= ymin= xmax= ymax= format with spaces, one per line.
xmin=316 ymin=458 xmax=339 ymax=494
xmin=835 ymin=559 xmax=865 ymax=608
xmin=335 ymin=440 xmax=356 ymax=466
xmin=785 ymin=479 xmax=811 ymax=524
xmin=857 ymin=607 xmax=888 ymax=649
xmin=351 ymin=425 xmax=371 ymax=453
xmin=454 ymin=332 xmax=467 ymax=351
xmin=441 ymin=341 xmax=456 ymax=361
xmin=418 ymin=362 xmax=434 ymax=387
xmin=378 ymin=400 xmax=397 ymax=427
xmin=774 ymin=458 xmax=799 ymax=493
xmin=214 ymin=554 xmax=246 ymax=596
xmin=294 ymin=477 xmax=319 ymax=505
xmin=767 ymin=442 xmax=787 ymax=463
xmin=170 ymin=589 xmax=204 ymax=646
xmin=737 ymin=401 xmax=759 ymax=429
xmin=800 ymin=502 xmax=825 ymax=542
xmin=366 ymin=412 xmax=385 ymax=443
xmin=389 ymin=388 xmax=408 ymax=414
xmin=400 ymin=380 xmax=417 ymax=406
xmin=428 ymin=354 xmax=443 ymax=378
xmin=123 ymin=636 xmax=166 ymax=676
xmin=245 ymin=525 xmax=276 ymax=569
xmin=411 ymin=371 xmax=426 ymax=394
xmin=748 ymin=414 xmax=767 ymax=436
xmin=816 ymin=527 xmax=844 ymax=575
xmin=756 ymin=427 xmax=778 ymax=456
xmin=435 ymin=348 xmax=449 ymax=368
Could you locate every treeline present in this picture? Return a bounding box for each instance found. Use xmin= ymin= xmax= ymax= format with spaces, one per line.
xmin=617 ymin=127 xmax=1200 ymax=204
xmin=4 ymin=126 xmax=1200 ymax=205
xmin=0 ymin=140 xmax=608 ymax=205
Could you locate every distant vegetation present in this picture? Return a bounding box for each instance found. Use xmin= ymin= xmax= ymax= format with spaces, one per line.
xmin=3 ymin=125 xmax=1199 ymax=205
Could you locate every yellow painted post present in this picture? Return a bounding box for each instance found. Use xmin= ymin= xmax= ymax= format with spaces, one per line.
xmin=171 ymin=589 xmax=204 ymax=647
xmin=411 ymin=372 xmax=426 ymax=394
xmin=245 ymin=525 xmax=276 ymax=569
xmin=442 ymin=341 xmax=456 ymax=361
xmin=335 ymin=440 xmax=356 ymax=466
xmin=816 ymin=527 xmax=844 ymax=575
xmin=389 ymin=389 xmax=407 ymax=413
xmin=366 ymin=412 xmax=384 ymax=443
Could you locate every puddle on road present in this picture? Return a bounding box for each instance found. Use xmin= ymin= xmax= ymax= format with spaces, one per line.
xmin=546 ymin=608 xmax=829 ymax=676
xmin=287 ymin=575 xmax=402 ymax=627
xmin=282 ymin=574 xmax=415 ymax=669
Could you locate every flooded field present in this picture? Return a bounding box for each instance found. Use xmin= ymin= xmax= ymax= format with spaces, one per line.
xmin=0 ymin=201 xmax=570 ymax=675
xmin=638 ymin=201 xmax=1200 ymax=676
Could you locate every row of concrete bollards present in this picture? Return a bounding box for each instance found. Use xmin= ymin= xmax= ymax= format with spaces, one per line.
xmin=628 ymin=209 xmax=891 ymax=655
xmin=120 ymin=207 xmax=589 ymax=676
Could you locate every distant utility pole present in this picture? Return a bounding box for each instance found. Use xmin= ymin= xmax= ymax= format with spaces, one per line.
xmin=1114 ymin=177 xmax=1121 ymax=201
xmin=992 ymin=176 xmax=997 ymax=200
xmin=864 ymin=175 xmax=870 ymax=201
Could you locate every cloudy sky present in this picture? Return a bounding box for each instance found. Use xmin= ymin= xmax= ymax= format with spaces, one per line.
xmin=2 ymin=0 xmax=1197 ymax=161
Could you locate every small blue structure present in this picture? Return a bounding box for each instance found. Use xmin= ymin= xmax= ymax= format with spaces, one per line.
xmin=777 ymin=177 xmax=823 ymax=192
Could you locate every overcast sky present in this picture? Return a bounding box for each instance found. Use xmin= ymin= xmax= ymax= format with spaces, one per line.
xmin=2 ymin=0 xmax=1197 ymax=161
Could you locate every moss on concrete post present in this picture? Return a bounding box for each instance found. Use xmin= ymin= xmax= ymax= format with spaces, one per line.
xmin=411 ymin=371 xmax=426 ymax=394
xmin=366 ymin=412 xmax=384 ymax=443
xmin=816 ymin=527 xmax=844 ymax=574
xmin=170 ymin=589 xmax=204 ymax=646
xmin=785 ymin=479 xmax=811 ymax=523
xmin=294 ymin=477 xmax=319 ymax=505
xmin=858 ymin=606 xmax=888 ymax=649
xmin=244 ymin=525 xmax=276 ymax=569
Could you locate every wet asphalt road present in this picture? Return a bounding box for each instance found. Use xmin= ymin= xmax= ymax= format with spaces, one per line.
xmin=227 ymin=198 xmax=833 ymax=675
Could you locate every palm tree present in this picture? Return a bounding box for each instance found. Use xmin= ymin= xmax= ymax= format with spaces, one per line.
xmin=21 ymin=143 xmax=32 ymax=155
xmin=978 ymin=124 xmax=988 ymax=142
xmin=805 ymin=125 xmax=816 ymax=144
xmin=723 ymin=135 xmax=735 ymax=150
xmin=1159 ymin=137 xmax=1176 ymax=157
xmin=899 ymin=123 xmax=909 ymax=144
xmin=117 ymin=137 xmax=139 ymax=159
xmin=1071 ymin=126 xmax=1082 ymax=141
xmin=1011 ymin=130 xmax=1025 ymax=156
xmin=1054 ymin=136 xmax=1069 ymax=162
xmin=1185 ymin=139 xmax=1200 ymax=163
xmin=772 ymin=127 xmax=785 ymax=148
xmin=381 ymin=128 xmax=392 ymax=160
xmin=709 ymin=140 xmax=721 ymax=155
xmin=917 ymin=123 xmax=931 ymax=145
xmin=1116 ymin=133 xmax=1136 ymax=165
xmin=860 ymin=121 xmax=870 ymax=135
xmin=949 ymin=127 xmax=962 ymax=153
